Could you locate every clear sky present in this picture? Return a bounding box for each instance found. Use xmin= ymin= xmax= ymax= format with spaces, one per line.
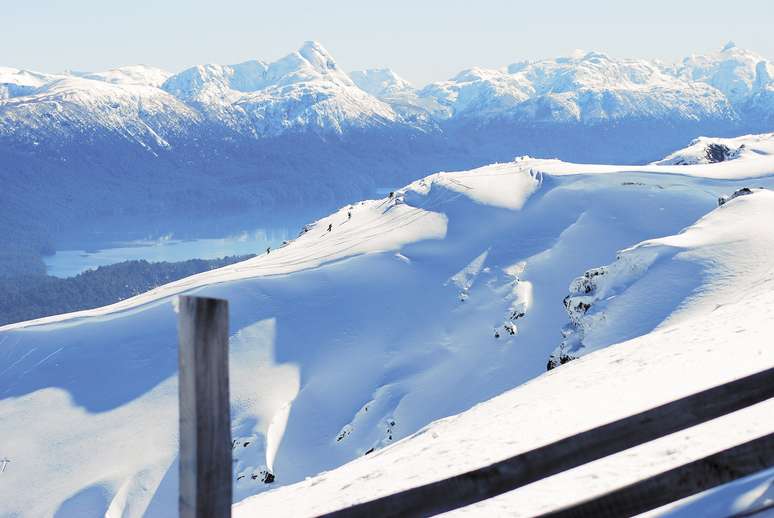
xmin=3 ymin=0 xmax=772 ymax=86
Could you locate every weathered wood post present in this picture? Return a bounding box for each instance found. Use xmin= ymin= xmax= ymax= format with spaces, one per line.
xmin=178 ymin=295 xmax=232 ymax=518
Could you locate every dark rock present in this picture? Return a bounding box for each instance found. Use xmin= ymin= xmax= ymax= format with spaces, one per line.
xmin=705 ymin=143 xmax=731 ymax=163
xmin=546 ymin=353 xmax=577 ymax=371
xmin=718 ymin=187 xmax=758 ymax=206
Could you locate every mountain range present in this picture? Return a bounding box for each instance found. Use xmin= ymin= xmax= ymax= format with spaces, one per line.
xmin=2 ymin=41 xmax=773 ymax=272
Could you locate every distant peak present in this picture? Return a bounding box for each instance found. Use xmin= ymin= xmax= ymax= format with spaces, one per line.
xmin=352 ymin=68 xmax=403 ymax=82
xmin=298 ymin=41 xmax=337 ymax=71
xmin=570 ymin=49 xmax=587 ymax=59
xmin=350 ymin=68 xmax=413 ymax=96
xmin=721 ymin=41 xmax=737 ymax=52
xmin=300 ymin=40 xmax=326 ymax=53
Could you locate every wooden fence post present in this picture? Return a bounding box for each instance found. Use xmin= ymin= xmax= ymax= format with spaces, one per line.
xmin=178 ymin=295 xmax=232 ymax=518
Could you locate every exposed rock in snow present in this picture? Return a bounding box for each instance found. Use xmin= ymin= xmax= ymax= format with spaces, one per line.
xmin=717 ymin=186 xmax=764 ymax=206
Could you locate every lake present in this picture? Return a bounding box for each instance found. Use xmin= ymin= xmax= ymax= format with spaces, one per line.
xmin=44 ymin=229 xmax=291 ymax=278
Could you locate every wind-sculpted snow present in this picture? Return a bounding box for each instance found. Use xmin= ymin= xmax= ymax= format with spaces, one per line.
xmin=236 ymin=217 xmax=774 ymax=515
xmin=551 ymin=187 xmax=774 ymax=369
xmin=3 ymin=146 xmax=774 ymax=516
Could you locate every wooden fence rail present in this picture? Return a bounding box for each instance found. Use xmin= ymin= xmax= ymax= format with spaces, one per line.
xmin=539 ymin=432 xmax=774 ymax=517
xmin=319 ymin=366 xmax=774 ymax=518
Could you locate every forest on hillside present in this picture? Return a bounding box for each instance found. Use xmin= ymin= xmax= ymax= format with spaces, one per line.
xmin=0 ymin=255 xmax=254 ymax=326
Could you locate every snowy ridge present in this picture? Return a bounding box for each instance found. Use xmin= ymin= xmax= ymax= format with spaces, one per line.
xmin=654 ymin=132 xmax=774 ymax=165
xmin=2 ymin=138 xmax=774 ymax=516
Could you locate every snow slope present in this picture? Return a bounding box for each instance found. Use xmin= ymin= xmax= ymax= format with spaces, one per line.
xmin=236 ymin=191 xmax=774 ymax=514
xmin=2 ymin=140 xmax=774 ymax=517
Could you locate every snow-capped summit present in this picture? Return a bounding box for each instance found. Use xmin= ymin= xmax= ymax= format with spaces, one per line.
xmin=419 ymin=66 xmax=531 ymax=119
xmin=159 ymin=41 xmax=399 ymax=135
xmin=350 ymin=68 xmax=413 ymax=98
xmin=162 ymin=41 xmax=354 ymax=100
xmin=295 ymin=40 xmax=344 ymax=78
xmin=675 ymin=43 xmax=774 ymax=104
xmin=350 ymin=68 xmax=443 ymax=125
xmin=0 ymin=67 xmax=64 ymax=98
xmin=722 ymin=40 xmax=738 ymax=52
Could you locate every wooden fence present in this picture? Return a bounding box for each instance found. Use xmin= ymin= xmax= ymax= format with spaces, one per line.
xmin=177 ymin=295 xmax=774 ymax=518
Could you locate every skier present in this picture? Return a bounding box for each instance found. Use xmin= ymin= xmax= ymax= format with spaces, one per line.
xmin=266 ymin=247 xmax=271 ymax=254
xmin=347 ymin=211 xmax=352 ymax=220
xmin=388 ymin=191 xmax=394 ymax=199
xmin=327 ymin=223 xmax=333 ymax=232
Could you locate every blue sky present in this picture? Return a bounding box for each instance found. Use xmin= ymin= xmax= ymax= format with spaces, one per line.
xmin=3 ymin=0 xmax=773 ymax=86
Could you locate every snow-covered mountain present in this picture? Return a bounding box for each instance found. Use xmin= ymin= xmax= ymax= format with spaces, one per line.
xmin=414 ymin=51 xmax=734 ymax=123
xmin=674 ymin=41 xmax=774 ymax=106
xmin=355 ymin=43 xmax=774 ymax=127
xmin=2 ymin=42 xmax=773 ymax=271
xmin=160 ymin=41 xmax=404 ymax=136
xmin=4 ymin=41 xmax=771 ymax=138
xmin=2 ymin=135 xmax=773 ymax=516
